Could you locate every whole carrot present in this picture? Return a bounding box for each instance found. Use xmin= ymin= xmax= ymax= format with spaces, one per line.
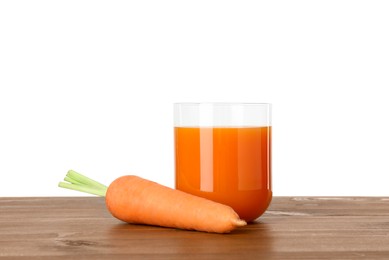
xmin=59 ymin=170 xmax=246 ymax=233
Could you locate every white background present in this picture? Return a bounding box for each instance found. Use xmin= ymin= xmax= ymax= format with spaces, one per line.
xmin=1 ymin=1 xmax=388 ymax=196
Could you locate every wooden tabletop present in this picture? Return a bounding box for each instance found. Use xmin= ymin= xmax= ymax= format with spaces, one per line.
xmin=1 ymin=197 xmax=388 ymax=259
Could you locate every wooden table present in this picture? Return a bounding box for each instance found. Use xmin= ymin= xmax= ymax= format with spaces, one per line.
xmin=1 ymin=197 xmax=388 ymax=259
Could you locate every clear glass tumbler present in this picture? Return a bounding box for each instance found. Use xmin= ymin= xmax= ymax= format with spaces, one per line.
xmin=174 ymin=103 xmax=272 ymax=222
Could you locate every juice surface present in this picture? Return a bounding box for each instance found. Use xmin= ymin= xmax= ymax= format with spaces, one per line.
xmin=175 ymin=126 xmax=272 ymax=222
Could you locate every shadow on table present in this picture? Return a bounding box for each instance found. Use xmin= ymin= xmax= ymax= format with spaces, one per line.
xmin=104 ymin=220 xmax=274 ymax=257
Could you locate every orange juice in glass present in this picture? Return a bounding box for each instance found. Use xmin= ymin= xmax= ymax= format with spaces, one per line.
xmin=174 ymin=103 xmax=272 ymax=222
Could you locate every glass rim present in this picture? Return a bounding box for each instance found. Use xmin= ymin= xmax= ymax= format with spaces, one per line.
xmin=174 ymin=102 xmax=271 ymax=127
xmin=174 ymin=102 xmax=271 ymax=106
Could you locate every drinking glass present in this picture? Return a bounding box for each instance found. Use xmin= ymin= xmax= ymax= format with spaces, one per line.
xmin=174 ymin=103 xmax=272 ymax=222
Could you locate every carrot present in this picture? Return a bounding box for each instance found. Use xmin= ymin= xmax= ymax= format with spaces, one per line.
xmin=58 ymin=170 xmax=246 ymax=233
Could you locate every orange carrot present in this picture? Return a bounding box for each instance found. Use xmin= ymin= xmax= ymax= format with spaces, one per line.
xmin=59 ymin=170 xmax=246 ymax=233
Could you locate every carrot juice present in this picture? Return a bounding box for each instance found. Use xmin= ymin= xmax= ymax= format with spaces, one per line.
xmin=175 ymin=126 xmax=272 ymax=222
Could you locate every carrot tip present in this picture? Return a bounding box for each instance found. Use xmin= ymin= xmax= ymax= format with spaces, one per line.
xmin=233 ymin=219 xmax=247 ymax=227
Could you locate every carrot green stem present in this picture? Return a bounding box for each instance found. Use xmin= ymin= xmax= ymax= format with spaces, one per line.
xmin=59 ymin=182 xmax=107 ymax=197
xmin=64 ymin=176 xmax=83 ymax=185
xmin=66 ymin=170 xmax=107 ymax=191
xmin=58 ymin=170 xmax=108 ymax=197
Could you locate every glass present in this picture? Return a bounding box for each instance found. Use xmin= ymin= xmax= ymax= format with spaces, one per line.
xmin=174 ymin=103 xmax=272 ymax=222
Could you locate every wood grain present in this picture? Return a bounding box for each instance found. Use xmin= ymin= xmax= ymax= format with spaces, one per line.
xmin=1 ymin=197 xmax=389 ymax=259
